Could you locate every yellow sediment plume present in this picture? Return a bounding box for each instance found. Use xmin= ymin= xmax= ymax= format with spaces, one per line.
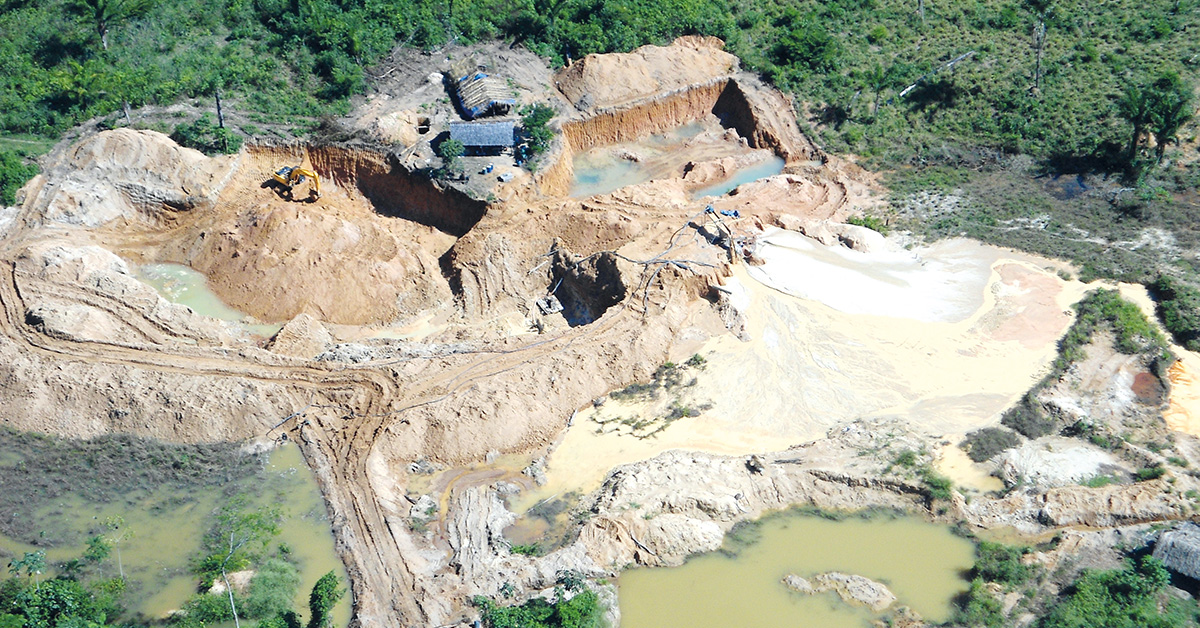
xmin=935 ymin=440 xmax=1005 ymax=493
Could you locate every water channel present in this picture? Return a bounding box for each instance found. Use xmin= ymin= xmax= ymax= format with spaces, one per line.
xmin=618 ymin=512 xmax=974 ymax=628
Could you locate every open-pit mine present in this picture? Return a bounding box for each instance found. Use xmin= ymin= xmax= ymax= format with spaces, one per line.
xmin=4 ymin=37 xmax=1200 ymax=628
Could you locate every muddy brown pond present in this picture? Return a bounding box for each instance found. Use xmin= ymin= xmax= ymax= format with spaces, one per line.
xmin=618 ymin=512 xmax=974 ymax=628
xmin=0 ymin=443 xmax=349 ymax=627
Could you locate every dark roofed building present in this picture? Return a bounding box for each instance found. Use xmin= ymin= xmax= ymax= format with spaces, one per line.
xmin=449 ymin=120 xmax=515 ymax=156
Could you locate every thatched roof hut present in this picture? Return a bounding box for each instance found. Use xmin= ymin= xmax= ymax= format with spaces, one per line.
xmin=1153 ymin=523 xmax=1200 ymax=579
xmin=449 ymin=59 xmax=516 ymax=120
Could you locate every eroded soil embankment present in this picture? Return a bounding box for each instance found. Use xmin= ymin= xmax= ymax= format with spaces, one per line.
xmin=150 ymin=144 xmax=490 ymax=326
xmin=539 ymin=76 xmax=820 ymax=197
xmin=307 ymin=145 xmax=487 ymax=237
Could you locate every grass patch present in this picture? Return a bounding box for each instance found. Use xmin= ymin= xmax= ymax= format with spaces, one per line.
xmin=1082 ymin=474 xmax=1120 ymax=488
xmin=0 ymin=428 xmax=261 ymax=545
xmin=509 ymin=543 xmax=541 ymax=557
xmin=847 ymin=214 xmax=890 ymax=235
xmin=893 ymin=450 xmax=919 ymax=467
xmin=610 ymin=361 xmax=692 ymax=401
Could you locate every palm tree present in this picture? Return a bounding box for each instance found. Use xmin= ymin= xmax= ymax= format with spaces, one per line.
xmin=1024 ymin=0 xmax=1054 ymax=91
xmin=68 ymin=0 xmax=156 ymax=51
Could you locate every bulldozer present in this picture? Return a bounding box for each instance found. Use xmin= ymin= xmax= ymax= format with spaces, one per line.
xmin=270 ymin=166 xmax=321 ymax=202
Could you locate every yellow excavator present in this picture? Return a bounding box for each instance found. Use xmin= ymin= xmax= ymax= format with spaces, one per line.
xmin=270 ymin=166 xmax=321 ymax=201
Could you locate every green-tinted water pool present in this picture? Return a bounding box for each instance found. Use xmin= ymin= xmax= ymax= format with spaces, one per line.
xmin=136 ymin=263 xmax=281 ymax=336
xmin=618 ymin=513 xmax=974 ymax=628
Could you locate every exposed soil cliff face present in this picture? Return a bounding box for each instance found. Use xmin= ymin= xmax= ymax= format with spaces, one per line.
xmin=308 ymin=146 xmax=488 ymax=237
xmin=555 ymin=36 xmax=738 ymax=111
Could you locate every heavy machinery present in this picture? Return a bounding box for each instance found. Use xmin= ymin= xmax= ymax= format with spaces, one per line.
xmin=270 ymin=166 xmax=321 ymax=201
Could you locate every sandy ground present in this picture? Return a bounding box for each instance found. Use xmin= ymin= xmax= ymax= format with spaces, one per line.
xmin=519 ymin=235 xmax=1087 ymax=505
xmin=935 ymin=442 xmax=1006 ymax=493
xmin=1117 ymin=284 xmax=1200 ymax=436
xmin=1165 ymin=353 xmax=1200 ymax=434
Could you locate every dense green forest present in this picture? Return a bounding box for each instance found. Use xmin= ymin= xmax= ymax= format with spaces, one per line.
xmin=2 ymin=0 xmax=1195 ymax=161
xmin=1 ymin=0 xmax=1198 ymax=308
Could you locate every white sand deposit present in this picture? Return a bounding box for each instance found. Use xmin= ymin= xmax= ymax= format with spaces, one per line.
xmin=746 ymin=230 xmax=996 ymax=323
xmin=521 ymin=232 xmax=1090 ymax=504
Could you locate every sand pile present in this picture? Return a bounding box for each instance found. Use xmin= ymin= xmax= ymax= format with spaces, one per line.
xmin=31 ymin=129 xmax=236 ymax=227
xmin=556 ymin=36 xmax=737 ymax=110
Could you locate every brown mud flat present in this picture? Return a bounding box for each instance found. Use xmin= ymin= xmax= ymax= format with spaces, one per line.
xmin=2 ymin=36 xmax=1197 ymax=628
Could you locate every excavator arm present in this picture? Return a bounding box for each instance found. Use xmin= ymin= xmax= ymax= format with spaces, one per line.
xmin=271 ymin=166 xmax=321 ymax=201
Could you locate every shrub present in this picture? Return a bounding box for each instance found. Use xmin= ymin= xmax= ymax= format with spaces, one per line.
xmin=973 ymin=542 xmax=1032 ymax=586
xmin=1134 ymin=466 xmax=1166 ymax=482
xmin=893 ymin=450 xmax=918 ymax=467
xmin=1001 ymin=394 xmax=1057 ymax=439
xmin=0 ymin=151 xmax=37 ymax=206
xmin=475 ymin=587 xmax=604 ymax=628
xmin=177 ymin=594 xmax=236 ymax=625
xmin=520 ymin=104 xmax=556 ymax=159
xmin=1039 ymin=556 xmax=1176 ymax=628
xmin=920 ymin=468 xmax=953 ymax=501
xmin=171 ymin=115 xmax=244 ymax=155
xmin=307 ymin=571 xmax=345 ymax=628
xmin=1151 ymin=275 xmax=1200 ymax=352
xmin=847 ymin=214 xmax=890 ymax=235
xmin=961 ymin=428 xmax=1021 ymax=462
xmin=953 ymin=578 xmax=1005 ymax=628
xmin=244 ymin=559 xmax=301 ymax=619
xmin=438 ymin=139 xmax=464 ymax=164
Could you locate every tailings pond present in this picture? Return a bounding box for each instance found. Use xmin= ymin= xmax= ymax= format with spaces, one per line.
xmin=691 ymin=156 xmax=785 ymax=199
xmin=618 ymin=512 xmax=974 ymax=628
xmin=136 ymin=262 xmax=282 ymax=336
xmin=570 ymin=122 xmax=781 ymax=199
xmin=0 ymin=441 xmax=350 ymax=627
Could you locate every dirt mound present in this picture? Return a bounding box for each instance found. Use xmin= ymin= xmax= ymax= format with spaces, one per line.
xmin=31 ymin=129 xmax=236 ymax=227
xmin=556 ymin=36 xmax=738 ymax=111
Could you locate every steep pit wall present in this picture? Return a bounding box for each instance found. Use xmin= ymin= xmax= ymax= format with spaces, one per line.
xmin=163 ymin=144 xmax=492 ymax=326
xmin=307 ymin=146 xmax=488 ymax=237
xmin=538 ymin=77 xmax=819 ymax=198
xmin=550 ymin=250 xmax=627 ymax=326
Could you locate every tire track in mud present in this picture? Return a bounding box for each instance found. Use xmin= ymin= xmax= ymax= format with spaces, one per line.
xmin=0 ymin=244 xmax=644 ymax=627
